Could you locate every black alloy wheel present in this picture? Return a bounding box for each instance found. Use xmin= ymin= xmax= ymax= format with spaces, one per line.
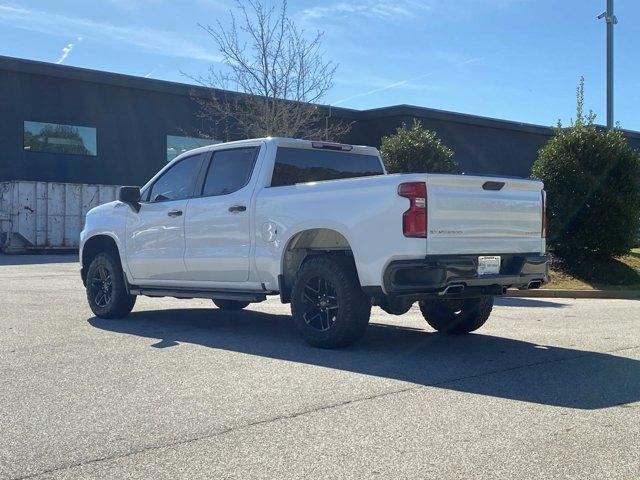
xmin=89 ymin=264 xmax=113 ymax=308
xmin=301 ymin=276 xmax=339 ymax=332
xmin=291 ymin=255 xmax=371 ymax=348
xmin=85 ymin=252 xmax=136 ymax=319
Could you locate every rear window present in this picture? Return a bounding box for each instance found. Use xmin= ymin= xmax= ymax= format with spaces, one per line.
xmin=270 ymin=147 xmax=384 ymax=187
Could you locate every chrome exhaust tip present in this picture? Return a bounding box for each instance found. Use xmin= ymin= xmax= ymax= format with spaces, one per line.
xmin=527 ymin=280 xmax=542 ymax=289
xmin=439 ymin=284 xmax=465 ymax=295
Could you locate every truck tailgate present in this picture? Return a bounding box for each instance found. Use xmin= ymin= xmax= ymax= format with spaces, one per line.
xmin=425 ymin=174 xmax=544 ymax=255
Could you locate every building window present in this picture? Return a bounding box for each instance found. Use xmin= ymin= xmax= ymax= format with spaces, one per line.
xmin=166 ymin=135 xmax=220 ymax=162
xmin=23 ymin=121 xmax=97 ymax=156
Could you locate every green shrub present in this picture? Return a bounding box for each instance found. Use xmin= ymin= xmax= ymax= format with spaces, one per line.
xmin=531 ymin=79 xmax=640 ymax=260
xmin=380 ymin=119 xmax=457 ymax=174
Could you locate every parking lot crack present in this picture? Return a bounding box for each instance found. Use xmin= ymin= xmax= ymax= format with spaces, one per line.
xmin=10 ymin=343 xmax=640 ymax=480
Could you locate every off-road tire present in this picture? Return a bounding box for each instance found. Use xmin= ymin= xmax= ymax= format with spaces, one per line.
xmin=291 ymin=255 xmax=371 ymax=348
xmin=213 ymin=299 xmax=250 ymax=311
xmin=419 ymin=296 xmax=494 ymax=334
xmin=86 ymin=252 xmax=136 ymax=319
xmin=378 ymin=297 xmax=413 ymax=316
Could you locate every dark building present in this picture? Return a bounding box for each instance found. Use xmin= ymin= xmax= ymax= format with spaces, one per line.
xmin=2 ymin=55 xmax=639 ymax=186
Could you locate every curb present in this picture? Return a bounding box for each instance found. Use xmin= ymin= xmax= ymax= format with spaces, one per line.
xmin=506 ymin=288 xmax=640 ymax=300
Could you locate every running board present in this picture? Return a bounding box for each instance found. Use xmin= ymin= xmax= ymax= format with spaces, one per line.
xmin=129 ymin=287 xmax=267 ymax=302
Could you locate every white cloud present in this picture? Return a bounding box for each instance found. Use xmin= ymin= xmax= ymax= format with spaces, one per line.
xmin=56 ymin=39 xmax=78 ymax=64
xmin=107 ymin=0 xmax=231 ymax=12
xmin=0 ymin=5 xmax=220 ymax=62
xmin=144 ymin=64 xmax=163 ymax=78
xmin=299 ymin=0 xmax=526 ymax=23
xmin=300 ymin=0 xmax=432 ymax=22
xmin=459 ymin=57 xmax=483 ymax=66
xmin=332 ymin=51 xmax=482 ymax=105
xmin=332 ymin=72 xmax=435 ymax=105
xmin=106 ymin=0 xmax=161 ymax=10
xmin=433 ymin=51 xmax=485 ymax=66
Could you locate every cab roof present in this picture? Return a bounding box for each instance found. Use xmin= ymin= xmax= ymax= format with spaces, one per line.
xmin=173 ymin=137 xmax=380 ymax=162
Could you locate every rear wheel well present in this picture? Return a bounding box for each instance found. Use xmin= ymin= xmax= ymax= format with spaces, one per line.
xmin=280 ymin=229 xmax=359 ymax=303
xmin=81 ymin=235 xmax=121 ymax=285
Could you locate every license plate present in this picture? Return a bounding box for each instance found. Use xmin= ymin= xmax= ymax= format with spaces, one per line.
xmin=478 ymin=256 xmax=501 ymax=275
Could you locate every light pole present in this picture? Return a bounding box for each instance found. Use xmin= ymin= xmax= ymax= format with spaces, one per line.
xmin=325 ymin=104 xmax=332 ymax=141
xmin=598 ymin=0 xmax=617 ymax=128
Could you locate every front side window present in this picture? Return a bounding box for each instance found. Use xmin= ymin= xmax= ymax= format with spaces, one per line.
xmin=270 ymin=147 xmax=384 ymax=187
xmin=166 ymin=135 xmax=220 ymax=162
xmin=149 ymin=154 xmax=203 ymax=202
xmin=201 ymin=147 xmax=258 ymax=197
xmin=24 ymin=121 xmax=97 ymax=156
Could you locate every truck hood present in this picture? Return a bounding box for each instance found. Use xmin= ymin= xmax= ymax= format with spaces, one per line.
xmin=86 ymin=200 xmax=120 ymax=218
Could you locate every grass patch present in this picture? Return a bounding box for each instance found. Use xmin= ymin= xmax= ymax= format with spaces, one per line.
xmin=545 ymin=248 xmax=640 ymax=290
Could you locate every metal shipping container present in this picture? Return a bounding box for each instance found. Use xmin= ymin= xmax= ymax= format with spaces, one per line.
xmin=0 ymin=181 xmax=118 ymax=253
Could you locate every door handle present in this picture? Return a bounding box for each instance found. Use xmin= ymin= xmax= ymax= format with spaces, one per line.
xmin=167 ymin=210 xmax=183 ymax=217
xmin=228 ymin=205 xmax=247 ymax=213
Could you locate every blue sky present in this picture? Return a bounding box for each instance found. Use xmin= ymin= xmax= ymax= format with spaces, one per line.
xmin=1 ymin=0 xmax=639 ymax=130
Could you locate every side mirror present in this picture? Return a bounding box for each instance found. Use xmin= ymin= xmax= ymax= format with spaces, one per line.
xmin=118 ymin=186 xmax=141 ymax=212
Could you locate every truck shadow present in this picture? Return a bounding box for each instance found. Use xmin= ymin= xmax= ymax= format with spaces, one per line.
xmin=0 ymin=253 xmax=78 ymax=266
xmin=495 ymin=297 xmax=567 ymax=308
xmin=88 ymin=308 xmax=640 ymax=410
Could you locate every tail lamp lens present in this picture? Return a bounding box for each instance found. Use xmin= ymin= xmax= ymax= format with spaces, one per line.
xmin=398 ymin=182 xmax=427 ymax=238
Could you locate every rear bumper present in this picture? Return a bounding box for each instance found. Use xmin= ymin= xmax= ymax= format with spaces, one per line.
xmin=382 ymin=253 xmax=548 ymax=298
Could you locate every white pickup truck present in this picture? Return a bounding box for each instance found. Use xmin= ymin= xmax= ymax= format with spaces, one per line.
xmin=80 ymin=137 xmax=548 ymax=348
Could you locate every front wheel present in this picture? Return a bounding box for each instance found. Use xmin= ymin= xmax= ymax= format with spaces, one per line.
xmin=86 ymin=252 xmax=136 ymax=319
xmin=291 ymin=256 xmax=371 ymax=348
xmin=419 ymin=296 xmax=493 ymax=334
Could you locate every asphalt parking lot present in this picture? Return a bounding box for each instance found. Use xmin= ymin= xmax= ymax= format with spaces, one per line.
xmin=1 ymin=255 xmax=639 ymax=479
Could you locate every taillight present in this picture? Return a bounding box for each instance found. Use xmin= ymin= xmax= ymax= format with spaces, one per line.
xmin=541 ymin=190 xmax=547 ymax=238
xmin=398 ymin=182 xmax=427 ymax=238
xmin=311 ymin=141 xmax=353 ymax=151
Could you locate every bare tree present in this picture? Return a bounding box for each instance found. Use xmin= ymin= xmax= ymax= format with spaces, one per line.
xmin=188 ymin=0 xmax=350 ymax=141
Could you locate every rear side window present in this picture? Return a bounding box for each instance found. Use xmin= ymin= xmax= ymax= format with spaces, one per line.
xmin=148 ymin=153 xmax=203 ymax=202
xmin=201 ymin=147 xmax=258 ymax=196
xmin=270 ymin=147 xmax=384 ymax=187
